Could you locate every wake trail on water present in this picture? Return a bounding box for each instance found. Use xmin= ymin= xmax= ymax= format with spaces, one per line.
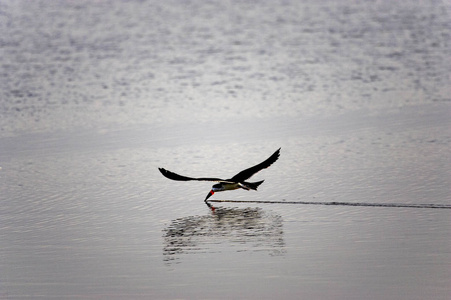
xmin=208 ymin=200 xmax=451 ymax=209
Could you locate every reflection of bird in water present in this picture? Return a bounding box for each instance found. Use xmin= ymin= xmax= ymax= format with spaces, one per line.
xmin=163 ymin=207 xmax=285 ymax=264
xmin=158 ymin=148 xmax=281 ymax=209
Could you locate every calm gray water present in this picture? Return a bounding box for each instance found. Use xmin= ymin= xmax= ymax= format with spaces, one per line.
xmin=1 ymin=1 xmax=450 ymax=299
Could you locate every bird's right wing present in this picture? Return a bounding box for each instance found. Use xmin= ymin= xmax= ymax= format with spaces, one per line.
xmin=158 ymin=168 xmax=225 ymax=182
xmin=229 ymin=148 xmax=281 ymax=182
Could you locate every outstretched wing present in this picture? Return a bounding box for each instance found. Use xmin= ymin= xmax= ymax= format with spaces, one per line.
xmin=158 ymin=168 xmax=225 ymax=182
xmin=229 ymin=148 xmax=281 ymax=182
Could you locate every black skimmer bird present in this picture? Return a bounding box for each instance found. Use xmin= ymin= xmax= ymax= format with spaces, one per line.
xmin=158 ymin=148 xmax=281 ymax=209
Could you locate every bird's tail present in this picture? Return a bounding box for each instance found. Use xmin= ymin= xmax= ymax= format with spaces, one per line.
xmin=247 ymin=180 xmax=264 ymax=191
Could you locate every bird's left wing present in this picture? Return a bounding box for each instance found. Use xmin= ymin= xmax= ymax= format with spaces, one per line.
xmin=158 ymin=168 xmax=225 ymax=182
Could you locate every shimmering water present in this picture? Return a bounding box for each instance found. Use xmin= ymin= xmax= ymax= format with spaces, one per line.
xmin=1 ymin=1 xmax=450 ymax=299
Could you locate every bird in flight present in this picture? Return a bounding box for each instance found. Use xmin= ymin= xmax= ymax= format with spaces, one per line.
xmin=158 ymin=148 xmax=281 ymax=209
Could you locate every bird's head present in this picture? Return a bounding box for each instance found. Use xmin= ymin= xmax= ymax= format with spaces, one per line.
xmin=205 ymin=183 xmax=224 ymax=202
xmin=211 ymin=183 xmax=225 ymax=192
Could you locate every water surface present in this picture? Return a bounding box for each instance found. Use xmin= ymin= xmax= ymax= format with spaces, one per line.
xmin=1 ymin=1 xmax=450 ymax=299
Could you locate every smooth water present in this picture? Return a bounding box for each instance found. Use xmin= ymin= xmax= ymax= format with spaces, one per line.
xmin=1 ymin=1 xmax=450 ymax=299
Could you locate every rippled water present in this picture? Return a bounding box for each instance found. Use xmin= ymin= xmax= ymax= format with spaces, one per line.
xmin=1 ymin=1 xmax=450 ymax=299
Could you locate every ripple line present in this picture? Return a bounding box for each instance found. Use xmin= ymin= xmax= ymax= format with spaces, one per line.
xmin=208 ymin=200 xmax=451 ymax=209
